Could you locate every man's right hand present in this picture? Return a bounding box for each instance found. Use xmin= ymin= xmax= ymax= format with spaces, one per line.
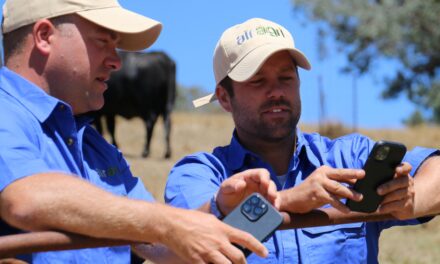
xmin=216 ymin=168 xmax=279 ymax=216
xmin=279 ymin=165 xmax=364 ymax=213
xmin=158 ymin=204 xmax=268 ymax=264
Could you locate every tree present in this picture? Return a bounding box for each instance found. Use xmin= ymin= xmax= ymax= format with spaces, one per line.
xmin=403 ymin=109 xmax=425 ymax=127
xmin=291 ymin=0 xmax=440 ymax=123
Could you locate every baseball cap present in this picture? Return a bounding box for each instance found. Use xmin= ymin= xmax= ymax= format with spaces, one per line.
xmin=193 ymin=18 xmax=311 ymax=108
xmin=2 ymin=0 xmax=162 ymax=51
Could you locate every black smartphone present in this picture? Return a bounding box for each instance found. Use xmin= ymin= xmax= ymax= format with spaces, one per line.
xmin=223 ymin=193 xmax=283 ymax=257
xmin=346 ymin=140 xmax=407 ymax=213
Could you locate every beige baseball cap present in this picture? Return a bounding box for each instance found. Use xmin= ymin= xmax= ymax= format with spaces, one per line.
xmin=193 ymin=17 xmax=311 ymax=108
xmin=2 ymin=0 xmax=162 ymax=51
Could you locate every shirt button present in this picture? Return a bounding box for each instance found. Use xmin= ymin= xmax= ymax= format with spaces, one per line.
xmin=66 ymin=138 xmax=74 ymax=146
xmin=59 ymin=104 xmax=65 ymax=111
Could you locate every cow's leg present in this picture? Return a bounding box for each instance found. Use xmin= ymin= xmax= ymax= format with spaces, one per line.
xmin=106 ymin=114 xmax=118 ymax=148
xmin=142 ymin=114 xmax=158 ymax=158
xmin=163 ymin=112 xmax=172 ymax=159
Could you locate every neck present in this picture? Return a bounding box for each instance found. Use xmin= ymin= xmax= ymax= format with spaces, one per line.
xmin=6 ymin=53 xmax=49 ymax=93
xmin=237 ymin=130 xmax=297 ymax=175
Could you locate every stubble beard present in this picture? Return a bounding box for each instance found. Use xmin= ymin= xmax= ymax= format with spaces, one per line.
xmin=257 ymin=113 xmax=298 ymax=142
xmin=234 ymin=108 xmax=300 ymax=143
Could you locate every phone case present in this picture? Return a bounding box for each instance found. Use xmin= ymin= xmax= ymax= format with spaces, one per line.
xmin=346 ymin=140 xmax=407 ymax=213
xmin=223 ymin=193 xmax=283 ymax=256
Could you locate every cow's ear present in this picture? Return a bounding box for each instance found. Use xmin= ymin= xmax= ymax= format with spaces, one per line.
xmin=32 ymin=19 xmax=55 ymax=56
xmin=216 ymin=85 xmax=232 ymax=112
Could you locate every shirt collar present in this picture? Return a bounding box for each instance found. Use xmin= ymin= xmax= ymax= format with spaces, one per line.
xmin=226 ymin=130 xmax=251 ymax=171
xmin=225 ymin=128 xmax=309 ymax=171
xmin=0 ymin=67 xmax=63 ymax=123
xmin=75 ymin=114 xmax=95 ymax=129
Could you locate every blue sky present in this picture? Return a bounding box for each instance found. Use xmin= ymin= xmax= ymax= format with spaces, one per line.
xmin=0 ymin=0 xmax=415 ymax=128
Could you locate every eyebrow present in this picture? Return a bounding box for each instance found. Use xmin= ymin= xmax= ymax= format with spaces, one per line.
xmin=97 ymin=27 xmax=120 ymax=42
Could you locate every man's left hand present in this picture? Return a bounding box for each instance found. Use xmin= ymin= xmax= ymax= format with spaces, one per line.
xmin=377 ymin=162 xmax=415 ymax=219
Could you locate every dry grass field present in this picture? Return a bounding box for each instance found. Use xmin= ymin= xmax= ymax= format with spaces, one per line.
xmin=103 ymin=112 xmax=440 ymax=264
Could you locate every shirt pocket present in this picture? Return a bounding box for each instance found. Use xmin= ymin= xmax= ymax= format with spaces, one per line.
xmin=88 ymin=166 xmax=128 ymax=197
xmin=301 ymin=223 xmax=367 ymax=264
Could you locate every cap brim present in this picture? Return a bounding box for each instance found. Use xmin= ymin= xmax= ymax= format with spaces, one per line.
xmin=229 ymin=44 xmax=311 ymax=82
xmin=192 ymin=93 xmax=217 ymax=108
xmin=77 ymin=7 xmax=162 ymax=51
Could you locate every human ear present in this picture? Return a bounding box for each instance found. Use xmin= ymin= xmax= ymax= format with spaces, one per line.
xmin=32 ymin=19 xmax=55 ymax=56
xmin=216 ymin=85 xmax=232 ymax=112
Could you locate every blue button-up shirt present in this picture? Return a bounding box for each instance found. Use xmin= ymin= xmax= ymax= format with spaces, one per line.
xmin=0 ymin=67 xmax=154 ymax=263
xmin=165 ymin=129 xmax=436 ymax=264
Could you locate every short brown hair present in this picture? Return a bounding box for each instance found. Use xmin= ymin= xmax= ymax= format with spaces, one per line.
xmin=2 ymin=15 xmax=75 ymax=63
xmin=2 ymin=24 xmax=33 ymax=63
xmin=219 ymin=76 xmax=234 ymax=98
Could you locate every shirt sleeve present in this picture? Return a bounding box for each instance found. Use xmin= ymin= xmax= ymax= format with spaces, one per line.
xmin=403 ymin=146 xmax=440 ymax=176
xmin=0 ymin=105 xmax=54 ymax=191
xmin=165 ymin=152 xmax=228 ymax=209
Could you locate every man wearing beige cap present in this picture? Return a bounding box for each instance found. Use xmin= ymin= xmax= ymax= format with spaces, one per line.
xmin=0 ymin=1 xmax=277 ymax=263
xmin=166 ymin=18 xmax=440 ymax=263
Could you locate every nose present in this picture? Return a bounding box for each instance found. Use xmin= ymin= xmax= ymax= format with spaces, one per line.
xmin=267 ymin=80 xmax=286 ymax=99
xmin=106 ymin=50 xmax=122 ymax=71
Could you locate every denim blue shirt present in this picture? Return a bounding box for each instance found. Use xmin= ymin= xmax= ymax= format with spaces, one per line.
xmin=0 ymin=67 xmax=154 ymax=263
xmin=165 ymin=129 xmax=436 ymax=264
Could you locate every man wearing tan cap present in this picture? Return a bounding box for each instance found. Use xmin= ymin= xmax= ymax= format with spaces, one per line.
xmin=0 ymin=1 xmax=277 ymax=263
xmin=166 ymin=18 xmax=440 ymax=263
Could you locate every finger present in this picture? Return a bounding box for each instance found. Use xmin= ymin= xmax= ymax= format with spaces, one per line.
xmin=328 ymin=193 xmax=351 ymax=213
xmin=378 ymin=198 xmax=413 ymax=215
xmin=223 ymin=168 xmax=269 ymax=191
xmin=377 ymin=175 xmax=412 ymax=195
xmin=243 ymin=168 xmax=272 ymax=189
xmin=381 ymin=188 xmax=413 ymax=205
xmin=228 ymin=227 xmax=268 ymax=258
xmin=326 ymin=168 xmax=365 ymax=183
xmin=206 ymin=251 xmax=233 ymax=264
xmin=262 ymin=180 xmax=278 ymax=206
xmin=219 ymin=178 xmax=247 ymax=195
xmin=219 ymin=243 xmax=246 ymax=264
xmin=273 ymin=192 xmax=282 ymax=210
xmin=323 ymin=179 xmax=363 ymax=201
xmin=394 ymin=162 xmax=412 ymax=177
xmin=239 ymin=168 xmax=271 ymax=182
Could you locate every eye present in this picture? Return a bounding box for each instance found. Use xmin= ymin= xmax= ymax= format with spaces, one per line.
xmin=280 ymin=74 xmax=297 ymax=83
xmin=96 ymin=38 xmax=109 ymax=46
xmin=249 ymin=78 xmax=264 ymax=86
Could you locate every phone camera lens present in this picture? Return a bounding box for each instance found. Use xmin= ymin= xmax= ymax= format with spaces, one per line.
xmin=254 ymin=206 xmax=263 ymax=216
xmin=242 ymin=203 xmax=252 ymax=213
xmin=374 ymin=145 xmax=390 ymax=161
xmin=250 ymin=196 xmax=260 ymax=205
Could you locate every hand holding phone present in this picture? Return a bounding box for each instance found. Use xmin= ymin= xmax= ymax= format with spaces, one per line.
xmin=223 ymin=193 xmax=283 ymax=257
xmin=346 ymin=140 xmax=407 ymax=213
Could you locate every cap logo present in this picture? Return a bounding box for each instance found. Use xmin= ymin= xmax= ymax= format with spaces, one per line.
xmin=236 ymin=25 xmax=286 ymax=45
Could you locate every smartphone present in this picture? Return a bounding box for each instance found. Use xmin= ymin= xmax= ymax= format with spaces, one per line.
xmin=223 ymin=193 xmax=283 ymax=257
xmin=346 ymin=140 xmax=407 ymax=213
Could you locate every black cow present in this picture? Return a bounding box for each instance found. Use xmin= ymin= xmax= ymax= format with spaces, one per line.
xmin=92 ymin=51 xmax=176 ymax=158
